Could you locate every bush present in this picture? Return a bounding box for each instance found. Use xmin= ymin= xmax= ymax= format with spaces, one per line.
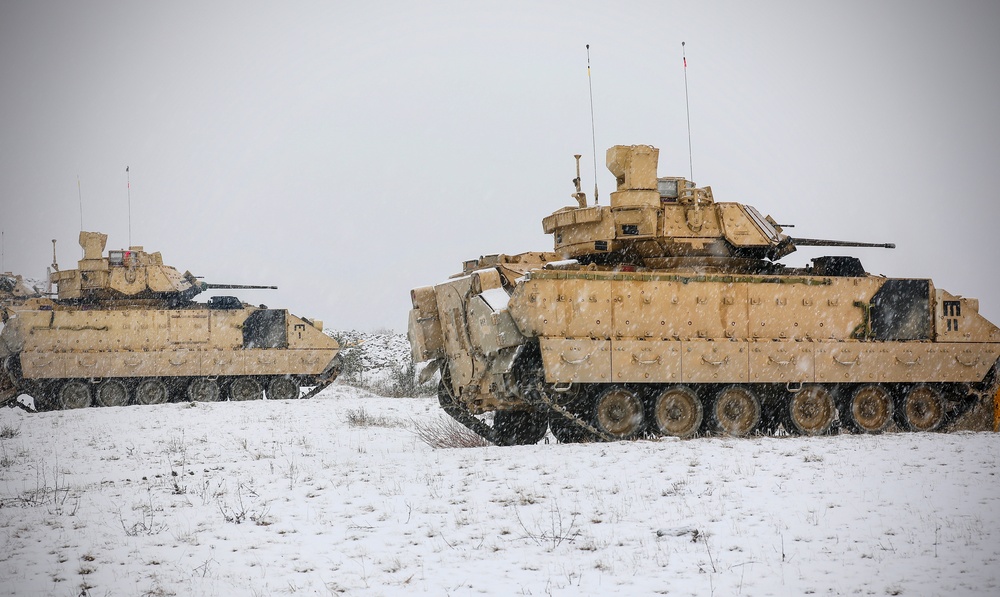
xmin=413 ymin=416 xmax=492 ymax=449
xmin=329 ymin=330 xmax=436 ymax=397
xmin=344 ymin=406 xmax=403 ymax=428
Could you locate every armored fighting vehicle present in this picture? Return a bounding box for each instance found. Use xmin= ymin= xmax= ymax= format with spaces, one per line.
xmin=408 ymin=144 xmax=1000 ymax=444
xmin=0 ymin=232 xmax=341 ymax=410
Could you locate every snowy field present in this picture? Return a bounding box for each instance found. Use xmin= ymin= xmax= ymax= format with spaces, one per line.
xmin=1 ymin=386 xmax=999 ymax=597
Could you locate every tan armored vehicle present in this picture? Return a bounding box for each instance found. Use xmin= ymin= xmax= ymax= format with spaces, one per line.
xmin=408 ymin=144 xmax=1000 ymax=443
xmin=0 ymin=232 xmax=340 ymax=410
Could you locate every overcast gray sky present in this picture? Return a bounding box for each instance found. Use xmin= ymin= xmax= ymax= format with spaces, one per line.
xmin=2 ymin=1 xmax=999 ymax=331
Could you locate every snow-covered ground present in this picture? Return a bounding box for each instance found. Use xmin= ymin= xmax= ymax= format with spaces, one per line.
xmin=1 ymin=385 xmax=999 ymax=596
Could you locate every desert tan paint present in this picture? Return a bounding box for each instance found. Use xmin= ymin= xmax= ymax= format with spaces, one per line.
xmin=508 ymin=271 xmax=1000 ymax=385
xmin=7 ymin=305 xmax=336 ymax=380
xmin=0 ymin=230 xmax=339 ymax=390
xmin=409 ymin=145 xmax=1000 ymax=424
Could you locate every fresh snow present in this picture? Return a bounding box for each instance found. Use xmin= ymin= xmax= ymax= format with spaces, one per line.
xmin=479 ymin=288 xmax=510 ymax=311
xmin=1 ymin=386 xmax=999 ymax=596
xmin=327 ymin=330 xmax=414 ymax=378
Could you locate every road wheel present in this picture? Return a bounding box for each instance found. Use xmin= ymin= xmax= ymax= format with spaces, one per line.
xmin=902 ymin=385 xmax=944 ymax=431
xmin=652 ymin=385 xmax=703 ymax=438
xmin=267 ymin=377 xmax=300 ymax=401
xmin=789 ymin=385 xmax=836 ymax=436
xmin=58 ymin=380 xmax=92 ymax=409
xmin=594 ymin=386 xmax=645 ymax=439
xmin=95 ymin=379 xmax=129 ymax=407
xmin=229 ymin=377 xmax=262 ymax=402
xmin=493 ymin=410 xmax=548 ymax=445
xmin=849 ymin=385 xmax=893 ymax=433
xmin=135 ymin=379 xmax=170 ymax=405
xmin=187 ymin=378 xmax=220 ymax=402
xmin=712 ymin=386 xmax=761 ymax=437
xmin=32 ymin=380 xmax=61 ymax=411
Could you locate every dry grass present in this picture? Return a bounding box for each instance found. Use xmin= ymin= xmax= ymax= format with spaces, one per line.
xmin=343 ymin=407 xmax=403 ymax=428
xmin=0 ymin=423 xmax=20 ymax=439
xmin=412 ymin=416 xmax=492 ymax=449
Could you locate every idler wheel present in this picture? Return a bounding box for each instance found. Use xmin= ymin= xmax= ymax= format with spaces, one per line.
xmin=135 ymin=379 xmax=170 ymax=405
xmin=652 ymin=385 xmax=703 ymax=439
xmin=789 ymin=384 xmax=836 ymax=436
xmin=593 ymin=386 xmax=645 ymax=439
xmin=95 ymin=379 xmax=130 ymax=407
xmin=902 ymin=385 xmax=945 ymax=432
xmin=267 ymin=377 xmax=300 ymax=401
xmin=229 ymin=377 xmax=263 ymax=402
xmin=187 ymin=378 xmax=220 ymax=402
xmin=849 ymin=385 xmax=893 ymax=433
xmin=712 ymin=386 xmax=761 ymax=437
xmin=58 ymin=380 xmax=92 ymax=410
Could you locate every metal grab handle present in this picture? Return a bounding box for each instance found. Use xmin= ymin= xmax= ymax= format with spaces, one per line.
xmin=77 ymin=356 xmax=97 ymax=368
xmin=701 ymin=355 xmax=729 ymax=366
xmin=632 ymin=354 xmax=662 ymax=365
xmin=767 ymin=355 xmax=796 ymax=366
xmin=955 ymin=354 xmax=979 ymax=367
xmin=895 ymin=356 xmax=921 ymax=366
xmin=560 ymin=353 xmax=591 ymax=365
xmin=833 ymin=354 xmax=860 ymax=366
xmin=123 ymin=356 xmax=142 ymax=367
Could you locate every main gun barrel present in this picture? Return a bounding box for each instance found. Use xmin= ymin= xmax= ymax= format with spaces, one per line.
xmin=790 ymin=237 xmax=895 ymax=249
xmin=202 ymin=283 xmax=278 ymax=290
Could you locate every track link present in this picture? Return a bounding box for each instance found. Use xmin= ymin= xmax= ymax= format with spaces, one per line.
xmin=521 ymin=382 xmax=614 ymax=442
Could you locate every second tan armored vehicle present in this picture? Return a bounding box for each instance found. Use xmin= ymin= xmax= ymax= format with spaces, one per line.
xmin=408 ymin=144 xmax=1000 ymax=444
xmin=0 ymin=232 xmax=340 ymax=410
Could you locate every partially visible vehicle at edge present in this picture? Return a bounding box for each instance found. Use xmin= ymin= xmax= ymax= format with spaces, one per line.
xmin=408 ymin=144 xmax=1000 ymax=444
xmin=0 ymin=272 xmax=41 ymax=318
xmin=0 ymin=232 xmax=340 ymax=410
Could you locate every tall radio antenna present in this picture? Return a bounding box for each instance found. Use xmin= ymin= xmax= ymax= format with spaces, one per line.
xmin=586 ymin=44 xmax=599 ymax=205
xmin=682 ymin=41 xmax=694 ymax=181
xmin=125 ymin=166 xmax=132 ymax=247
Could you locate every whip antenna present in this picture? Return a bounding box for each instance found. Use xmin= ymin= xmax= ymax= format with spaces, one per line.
xmin=682 ymin=41 xmax=694 ymax=182
xmin=586 ymin=44 xmax=599 ymax=205
xmin=126 ymin=166 xmax=132 ymax=247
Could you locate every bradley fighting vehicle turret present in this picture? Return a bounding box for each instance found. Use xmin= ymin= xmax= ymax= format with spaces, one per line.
xmin=1 ymin=231 xmax=340 ymax=410
xmin=408 ymin=144 xmax=1000 ymax=444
